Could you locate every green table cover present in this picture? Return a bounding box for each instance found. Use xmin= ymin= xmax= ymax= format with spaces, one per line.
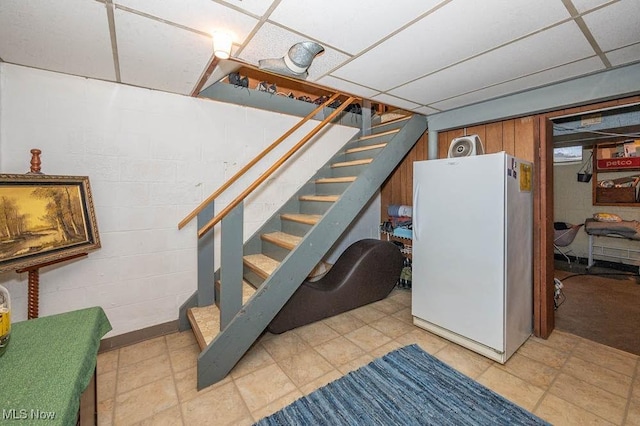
xmin=0 ymin=307 xmax=112 ymax=425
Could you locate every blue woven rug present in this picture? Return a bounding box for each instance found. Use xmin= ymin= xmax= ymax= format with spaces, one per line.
xmin=255 ymin=344 xmax=549 ymax=425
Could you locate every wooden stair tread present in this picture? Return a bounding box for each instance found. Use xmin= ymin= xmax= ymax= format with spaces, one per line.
xmin=261 ymin=231 xmax=302 ymax=250
xmin=315 ymin=176 xmax=356 ymax=184
xmin=243 ymin=253 xmax=280 ymax=279
xmin=188 ymin=304 xmax=220 ymax=350
xmin=280 ymin=213 xmax=322 ymax=225
xmin=345 ymin=143 xmax=387 ymax=154
xmin=332 ymin=158 xmax=373 ymax=168
xmin=299 ymin=194 xmax=339 ymax=202
xmin=358 ymin=128 xmax=399 ymax=141
xmin=371 ymin=115 xmax=410 ymax=128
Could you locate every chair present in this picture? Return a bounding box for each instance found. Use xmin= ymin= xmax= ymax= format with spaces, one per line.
xmin=553 ymin=222 xmax=584 ymax=264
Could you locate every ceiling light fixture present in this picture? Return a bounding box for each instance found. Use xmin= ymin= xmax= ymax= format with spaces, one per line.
xmin=212 ymin=32 xmax=233 ymax=59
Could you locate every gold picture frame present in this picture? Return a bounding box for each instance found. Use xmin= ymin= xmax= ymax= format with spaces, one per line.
xmin=0 ymin=174 xmax=100 ymax=273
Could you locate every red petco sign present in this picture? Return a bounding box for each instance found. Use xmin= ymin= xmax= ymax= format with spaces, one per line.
xmin=597 ymin=157 xmax=640 ymax=170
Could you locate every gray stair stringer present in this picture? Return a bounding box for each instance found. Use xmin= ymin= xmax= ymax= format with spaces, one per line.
xmin=196 ymin=115 xmax=427 ymax=389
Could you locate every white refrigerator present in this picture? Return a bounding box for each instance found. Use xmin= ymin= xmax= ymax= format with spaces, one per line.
xmin=412 ymin=151 xmax=533 ymax=363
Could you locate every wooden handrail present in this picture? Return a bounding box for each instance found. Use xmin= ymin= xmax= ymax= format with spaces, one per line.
xmin=197 ymin=96 xmax=357 ymax=238
xmin=178 ymin=92 xmax=342 ymax=229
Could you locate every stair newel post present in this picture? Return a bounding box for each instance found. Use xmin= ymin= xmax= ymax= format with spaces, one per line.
xmin=197 ymin=203 xmax=216 ymax=307
xmin=220 ymin=202 xmax=244 ymax=329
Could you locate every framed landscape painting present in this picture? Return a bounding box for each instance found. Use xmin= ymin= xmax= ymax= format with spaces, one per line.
xmin=0 ymin=174 xmax=100 ymax=273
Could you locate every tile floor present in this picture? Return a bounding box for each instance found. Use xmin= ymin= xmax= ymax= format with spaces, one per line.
xmin=96 ymin=289 xmax=640 ymax=425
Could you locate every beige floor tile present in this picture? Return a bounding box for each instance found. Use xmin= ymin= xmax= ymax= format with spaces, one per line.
xmin=369 ymin=315 xmax=416 ymax=339
xmin=627 ymin=382 xmax=640 ymax=425
xmin=314 ymin=336 xmax=366 ymax=367
xmin=299 ymin=370 xmax=343 ymax=395
xmin=118 ymin=337 xmax=167 ymax=368
xmin=168 ymin=343 xmax=199 ymax=374
xmin=395 ymin=329 xmax=449 ymax=354
xmin=549 ymin=373 xmax=627 ymax=424
xmin=117 ymin=353 xmax=173 ymax=394
xmin=134 ymin=405 xmax=183 ymax=426
xmin=181 ymin=381 xmax=250 ymax=426
xmin=477 ymin=366 xmax=545 ymax=411
xmin=98 ymin=371 xmax=117 ymax=417
xmin=230 ymin=344 xmax=275 ymax=379
xmin=369 ymin=340 xmax=404 ymax=359
xmin=277 ymin=349 xmax=334 ymax=387
xmin=114 ymin=376 xmax=178 ymax=425
xmin=98 ymin=350 xmax=119 ymax=375
xmin=562 ymin=356 xmax=632 ymax=397
xmin=234 ymin=363 xmax=297 ymax=412
xmin=516 ymin=338 xmax=570 ymax=369
xmin=322 ymin=312 xmax=366 ymax=335
xmin=165 ymin=331 xmax=197 ymax=352
xmin=345 ymin=325 xmax=392 ymax=351
xmin=348 ymin=305 xmax=386 ymax=323
xmin=388 ymin=289 xmax=411 ymax=306
xmin=261 ymin=330 xmax=311 ymax=361
xmin=496 ymin=352 xmax=559 ymax=390
xmin=572 ymin=340 xmax=637 ymax=377
xmin=174 ymin=366 xmax=231 ymax=403
xmin=292 ymin=321 xmax=340 ymax=346
xmin=370 ymin=297 xmax=405 ymax=314
xmin=530 ymin=329 xmax=581 ymax=353
xmin=250 ymin=390 xmax=303 ymax=423
xmin=434 ymin=344 xmax=492 ymax=380
xmin=337 ymin=353 xmax=374 ymax=375
xmin=391 ymin=307 xmax=413 ymax=324
xmin=534 ymin=394 xmax=616 ymax=426
xmin=98 ymin=398 xmax=114 ymax=426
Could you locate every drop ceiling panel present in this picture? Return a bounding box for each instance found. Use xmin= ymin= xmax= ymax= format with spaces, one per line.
xmin=115 ymin=10 xmax=212 ymax=95
xmin=218 ymin=0 xmax=276 ymax=17
xmin=390 ymin=22 xmax=595 ymax=105
xmin=582 ymin=1 xmax=640 ymax=51
xmin=238 ymin=22 xmax=350 ymax=81
xmin=0 ymin=0 xmax=115 ymax=81
xmin=606 ymin=43 xmax=640 ymax=67
xmin=114 ymin=0 xmax=258 ymax=42
xmin=315 ymin=76 xmax=379 ymax=99
xmin=570 ymin=0 xmax=618 ymax=13
xmin=269 ymin=0 xmax=444 ymax=55
xmin=430 ymin=57 xmax=605 ymax=111
xmin=331 ymin=0 xmax=571 ymax=91
xmin=413 ymin=105 xmax=440 ymax=115
xmin=371 ymin=93 xmax=421 ymax=112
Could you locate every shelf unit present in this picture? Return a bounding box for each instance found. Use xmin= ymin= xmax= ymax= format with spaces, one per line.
xmin=592 ymin=144 xmax=640 ymax=206
xmin=380 ymin=230 xmax=412 ymax=258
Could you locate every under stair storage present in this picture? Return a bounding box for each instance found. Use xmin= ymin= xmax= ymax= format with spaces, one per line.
xmin=178 ymin=113 xmax=426 ymax=389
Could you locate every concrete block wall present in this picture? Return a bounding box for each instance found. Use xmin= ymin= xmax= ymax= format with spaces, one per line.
xmin=0 ymin=63 xmax=360 ymax=336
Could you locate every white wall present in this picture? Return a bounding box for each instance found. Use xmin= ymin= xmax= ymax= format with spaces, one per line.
xmin=554 ymin=149 xmax=640 ymax=265
xmin=0 ymin=63 xmax=361 ymax=336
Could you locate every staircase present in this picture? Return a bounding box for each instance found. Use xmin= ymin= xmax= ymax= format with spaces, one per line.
xmin=178 ymin=113 xmax=426 ymax=389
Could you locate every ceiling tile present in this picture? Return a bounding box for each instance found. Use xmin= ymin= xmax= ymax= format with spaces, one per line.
xmin=605 ymin=43 xmax=640 ymax=67
xmin=413 ymin=105 xmax=440 ymax=115
xmin=115 ymin=10 xmax=212 ymax=95
xmin=218 ymin=0 xmax=276 ymax=17
xmin=238 ymin=22 xmax=350 ymax=81
xmin=389 ymin=22 xmax=595 ymax=105
xmin=114 ymin=0 xmax=258 ymax=43
xmin=0 ymin=0 xmax=115 ymax=81
xmin=331 ymin=0 xmax=571 ymax=91
xmin=429 ymin=57 xmax=605 ymax=111
xmin=269 ymin=0 xmax=444 ymax=55
xmin=582 ymin=1 xmax=640 ymax=51
xmin=371 ymin=93 xmax=421 ymax=112
xmin=315 ymin=76 xmax=379 ymax=99
xmin=570 ymin=0 xmax=618 ymax=13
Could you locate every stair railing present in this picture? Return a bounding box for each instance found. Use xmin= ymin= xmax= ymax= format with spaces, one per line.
xmin=178 ymin=93 xmax=356 ymax=326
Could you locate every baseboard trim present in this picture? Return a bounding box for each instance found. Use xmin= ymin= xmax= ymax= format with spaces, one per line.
xmin=99 ymin=320 xmax=180 ymax=353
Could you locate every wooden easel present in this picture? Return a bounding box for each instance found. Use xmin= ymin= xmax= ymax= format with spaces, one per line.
xmin=16 ymin=149 xmax=88 ymax=319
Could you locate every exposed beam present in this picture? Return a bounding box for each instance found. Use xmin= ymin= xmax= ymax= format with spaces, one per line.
xmin=191 ymin=56 xmax=220 ymax=97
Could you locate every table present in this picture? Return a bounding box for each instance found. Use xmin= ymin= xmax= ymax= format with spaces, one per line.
xmin=0 ymin=307 xmax=112 ymax=426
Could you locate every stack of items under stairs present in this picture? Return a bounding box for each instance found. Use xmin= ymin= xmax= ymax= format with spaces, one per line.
xmin=380 ymin=204 xmax=412 ymax=289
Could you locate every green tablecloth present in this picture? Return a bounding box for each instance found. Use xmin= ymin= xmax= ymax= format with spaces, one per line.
xmin=0 ymin=307 xmax=112 ymax=425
